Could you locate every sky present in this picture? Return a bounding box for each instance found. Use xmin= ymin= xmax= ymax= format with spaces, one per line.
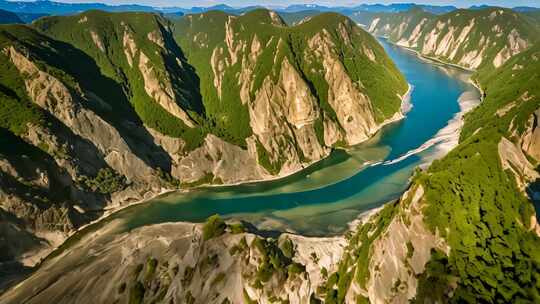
xmin=13 ymin=0 xmax=540 ymax=8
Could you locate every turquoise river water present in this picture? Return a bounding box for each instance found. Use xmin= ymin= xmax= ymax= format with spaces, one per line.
xmin=77 ymin=38 xmax=481 ymax=239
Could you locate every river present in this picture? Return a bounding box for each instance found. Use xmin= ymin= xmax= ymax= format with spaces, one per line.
xmin=70 ymin=38 xmax=478 ymax=239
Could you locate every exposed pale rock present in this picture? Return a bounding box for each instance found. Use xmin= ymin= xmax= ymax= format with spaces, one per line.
xmin=249 ymin=34 xmax=262 ymax=62
xmin=449 ymin=19 xmax=475 ymax=60
xmin=397 ymin=18 xmax=428 ymax=48
xmin=248 ymin=58 xmax=329 ymax=172
xmin=146 ymin=127 xmax=185 ymax=163
xmin=309 ymin=30 xmax=378 ymax=145
xmin=361 ymin=185 xmax=450 ymax=304
xmin=362 ymin=44 xmax=376 ymax=62
xmin=248 ymin=76 xmax=304 ymax=175
xmin=422 ymin=21 xmax=446 ymax=55
xmin=147 ymin=30 xmax=165 ymax=48
xmin=434 ymin=26 xmax=456 ymax=57
xmin=521 ymin=108 xmax=540 ymax=162
xmin=368 ymin=18 xmax=381 ymax=32
xmin=323 ymin=116 xmax=344 ymax=147
xmin=499 ymin=137 xmax=539 ymax=191
xmin=269 ymin=11 xmax=283 ymax=26
xmin=279 ymin=59 xmax=319 ymax=128
xmin=6 ymin=46 xmax=156 ymax=183
xmin=89 ymin=30 xmax=105 ymax=53
xmin=138 ymin=51 xmax=195 ymax=127
xmin=224 ymin=16 xmax=242 ymax=66
xmin=237 ymin=34 xmax=262 ymax=104
xmin=210 ymin=47 xmax=226 ymax=98
xmin=338 ymin=22 xmax=352 ymax=45
xmin=459 ymin=48 xmax=485 ymax=69
xmin=493 ymin=29 xmax=529 ymax=68
xmin=122 ymin=30 xmax=137 ymax=67
xmin=0 ymin=221 xmax=345 ymax=304
xmin=174 ymin=134 xmax=266 ymax=184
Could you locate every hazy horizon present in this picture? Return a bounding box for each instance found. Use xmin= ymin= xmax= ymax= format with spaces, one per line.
xmin=6 ymin=0 xmax=540 ymax=9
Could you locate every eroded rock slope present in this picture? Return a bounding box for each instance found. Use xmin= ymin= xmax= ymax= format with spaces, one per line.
xmin=360 ymin=7 xmax=539 ymax=72
xmin=0 ymin=9 xmax=407 ymax=278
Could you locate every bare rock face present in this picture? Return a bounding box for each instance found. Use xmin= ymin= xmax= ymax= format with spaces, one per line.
xmin=520 ymin=109 xmax=540 ymax=162
xmin=224 ymin=16 xmax=242 ymax=66
xmin=247 ymin=74 xmax=307 ymax=175
xmin=147 ymin=30 xmax=165 ymax=49
xmin=89 ymin=30 xmax=105 ymax=52
xmin=0 ymin=11 xmax=409 ymax=283
xmin=247 ymin=58 xmax=330 ymax=175
xmin=499 ymin=137 xmax=539 ymax=191
xmin=366 ymin=9 xmax=537 ymax=71
xmin=6 ymin=46 xmax=158 ymax=184
xmin=493 ymin=29 xmax=529 ymax=68
xmin=138 ymin=51 xmax=195 ymax=128
xmin=179 ymin=11 xmax=407 ymax=178
xmin=279 ymin=59 xmax=319 ymax=129
xmin=397 ymin=18 xmax=429 ymax=48
xmin=210 ymin=46 xmax=227 ymax=99
xmin=174 ymin=134 xmax=267 ymax=184
xmin=308 ymin=30 xmax=378 ymax=145
xmin=322 ymin=118 xmax=345 ymax=147
xmin=359 ymin=185 xmax=449 ymax=304
xmin=0 ymin=221 xmax=345 ymax=304
xmin=122 ymin=29 xmax=138 ymax=67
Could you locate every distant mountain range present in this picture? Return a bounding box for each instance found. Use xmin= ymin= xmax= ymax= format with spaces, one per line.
xmin=0 ymin=0 xmax=538 ymax=21
xmin=0 ymin=8 xmax=21 ymax=23
xmin=279 ymin=3 xmax=457 ymax=15
xmin=0 ymin=0 xmax=159 ymax=14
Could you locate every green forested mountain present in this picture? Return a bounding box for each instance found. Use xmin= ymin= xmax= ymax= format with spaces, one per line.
xmin=173 ymin=9 xmax=407 ymax=172
xmin=300 ymin=39 xmax=540 ymax=304
xmin=0 ymin=9 xmax=406 ymax=276
xmin=362 ymin=7 xmax=540 ymax=73
xmin=277 ymin=10 xmax=322 ymax=26
xmin=524 ymin=10 xmax=540 ymax=27
xmin=3 ymin=41 xmax=539 ymax=302
xmin=33 ymin=10 xmax=206 ymax=144
xmin=408 ymin=40 xmax=540 ymax=304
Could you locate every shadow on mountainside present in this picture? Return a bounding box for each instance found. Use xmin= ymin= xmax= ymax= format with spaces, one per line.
xmin=20 ymin=30 xmax=175 ymax=172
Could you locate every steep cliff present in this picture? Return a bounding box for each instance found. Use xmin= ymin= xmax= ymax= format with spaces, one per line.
xmin=0 ymin=24 xmax=170 ymax=271
xmin=352 ymin=41 xmax=540 ymax=303
xmin=0 ymin=217 xmax=347 ymax=304
xmin=0 ymin=9 xmax=407 ymax=279
xmin=174 ymin=9 xmax=408 ymax=175
xmin=363 ymin=7 xmax=540 ymax=72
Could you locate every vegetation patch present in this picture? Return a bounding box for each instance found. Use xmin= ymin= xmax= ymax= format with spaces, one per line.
xmin=78 ymin=168 xmax=126 ymax=194
xmin=202 ymin=214 xmax=226 ymax=241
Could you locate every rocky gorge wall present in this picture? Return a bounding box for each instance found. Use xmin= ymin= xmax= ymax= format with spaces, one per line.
xmin=363 ymin=7 xmax=539 ymax=72
xmin=0 ymin=9 xmax=408 ymax=282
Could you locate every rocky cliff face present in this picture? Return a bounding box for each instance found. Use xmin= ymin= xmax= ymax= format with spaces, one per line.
xmin=6 ymin=32 xmax=538 ymax=304
xmin=0 ymin=185 xmax=452 ymax=304
xmin=174 ymin=10 xmax=408 ymax=175
xmin=3 ymin=8 xmax=540 ymax=303
xmin=363 ymin=7 xmax=540 ymax=72
xmin=0 ymin=217 xmax=347 ymax=304
xmin=0 ymin=9 xmax=407 ymax=279
xmin=398 ymin=42 xmax=540 ymax=303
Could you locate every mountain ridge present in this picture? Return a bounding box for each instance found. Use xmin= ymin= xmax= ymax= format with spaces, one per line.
xmin=3 ymin=35 xmax=538 ymax=304
xmin=360 ymin=7 xmax=540 ymax=73
xmin=0 ymin=9 xmax=407 ymax=284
